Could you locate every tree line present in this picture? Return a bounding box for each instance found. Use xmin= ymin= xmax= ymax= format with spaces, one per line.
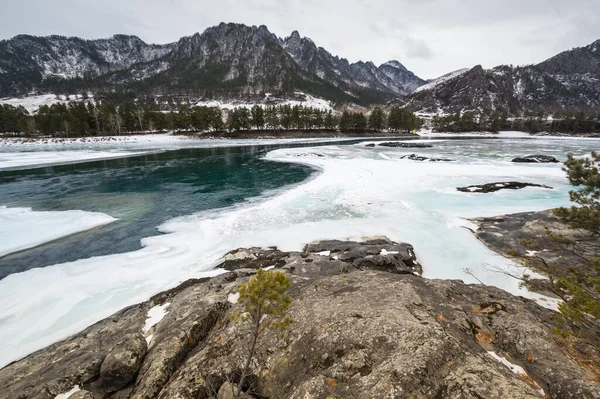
xmin=0 ymin=102 xmax=224 ymax=137
xmin=0 ymin=101 xmax=421 ymax=136
xmin=432 ymin=110 xmax=600 ymax=134
xmin=228 ymin=105 xmax=420 ymax=132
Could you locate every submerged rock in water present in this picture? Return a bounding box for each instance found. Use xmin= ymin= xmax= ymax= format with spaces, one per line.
xmin=378 ymin=141 xmax=433 ymax=148
xmin=1 ymin=237 xmax=598 ymax=399
xmin=401 ymin=153 xmax=453 ymax=162
xmin=512 ymin=155 xmax=559 ymax=163
xmin=457 ymin=181 xmax=553 ymax=193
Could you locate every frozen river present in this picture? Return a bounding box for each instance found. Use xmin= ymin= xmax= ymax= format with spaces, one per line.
xmin=0 ymin=133 xmax=597 ymax=368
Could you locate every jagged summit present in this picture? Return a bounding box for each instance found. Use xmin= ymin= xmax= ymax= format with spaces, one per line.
xmin=382 ymin=60 xmax=408 ymax=71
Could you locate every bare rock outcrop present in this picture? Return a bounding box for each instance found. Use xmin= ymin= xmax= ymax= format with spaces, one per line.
xmin=1 ymin=237 xmax=598 ymax=399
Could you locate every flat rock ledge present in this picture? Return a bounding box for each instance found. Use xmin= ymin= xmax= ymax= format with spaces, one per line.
xmin=1 ymin=237 xmax=599 ymax=399
xmin=457 ymin=182 xmax=553 ymax=193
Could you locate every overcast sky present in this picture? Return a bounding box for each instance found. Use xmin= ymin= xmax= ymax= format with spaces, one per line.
xmin=1 ymin=0 xmax=599 ymax=78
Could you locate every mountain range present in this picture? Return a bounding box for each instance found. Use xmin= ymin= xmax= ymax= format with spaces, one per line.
xmin=402 ymin=39 xmax=600 ymax=115
xmin=0 ymin=23 xmax=423 ymax=106
xmin=1 ymin=22 xmax=599 ymax=115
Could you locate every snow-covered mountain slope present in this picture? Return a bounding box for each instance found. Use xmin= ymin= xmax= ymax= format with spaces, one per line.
xmin=194 ymin=92 xmax=332 ymax=110
xmin=0 ymin=34 xmax=173 ymax=95
xmin=0 ymin=93 xmax=92 ymax=114
xmin=0 ymin=24 xmax=424 ymax=105
xmin=402 ymin=39 xmax=600 ymax=114
xmin=412 ymin=69 xmax=470 ymax=94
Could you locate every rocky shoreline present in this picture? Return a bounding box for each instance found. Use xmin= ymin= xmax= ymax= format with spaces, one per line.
xmin=472 ymin=209 xmax=600 ymax=298
xmin=2 ymin=236 xmax=599 ymax=399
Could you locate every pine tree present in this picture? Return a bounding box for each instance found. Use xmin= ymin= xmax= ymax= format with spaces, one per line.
xmin=339 ymin=111 xmax=351 ymax=132
xmin=232 ymin=269 xmax=293 ymax=398
xmin=554 ymin=151 xmax=600 ymax=232
xmin=265 ymin=106 xmax=279 ymax=130
xmin=324 ymin=110 xmax=335 ymax=129
xmin=250 ymin=105 xmax=265 ymax=130
xmin=368 ymin=107 xmax=385 ymax=131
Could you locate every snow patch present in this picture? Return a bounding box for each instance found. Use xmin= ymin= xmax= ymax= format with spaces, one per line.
xmin=142 ymin=303 xmax=170 ymax=334
xmin=487 ymin=352 xmax=545 ymax=396
xmin=228 ymin=292 xmax=240 ymax=304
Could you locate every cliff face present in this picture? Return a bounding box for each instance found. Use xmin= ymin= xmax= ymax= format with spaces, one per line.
xmin=1 ymin=238 xmax=598 ymax=399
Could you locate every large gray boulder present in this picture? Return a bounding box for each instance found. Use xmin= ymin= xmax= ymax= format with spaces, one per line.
xmin=99 ymin=333 xmax=147 ymax=392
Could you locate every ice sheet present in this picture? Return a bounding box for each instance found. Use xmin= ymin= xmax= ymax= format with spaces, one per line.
xmin=0 ymin=150 xmax=146 ymax=170
xmin=0 ymin=206 xmax=117 ymax=258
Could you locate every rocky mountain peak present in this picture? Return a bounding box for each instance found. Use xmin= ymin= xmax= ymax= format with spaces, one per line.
xmin=381 ymin=60 xmax=408 ymax=72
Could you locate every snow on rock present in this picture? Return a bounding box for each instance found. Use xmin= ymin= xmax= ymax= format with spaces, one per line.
xmin=142 ymin=303 xmax=171 ymax=334
xmin=0 ymin=207 xmax=117 ymax=258
xmin=228 ymin=292 xmax=240 ymax=304
xmin=487 ymin=352 xmax=545 ymax=396
xmin=53 ymin=386 xmax=80 ymax=399
xmin=412 ymin=69 xmax=470 ymax=94
xmin=145 ymin=334 xmax=154 ymax=345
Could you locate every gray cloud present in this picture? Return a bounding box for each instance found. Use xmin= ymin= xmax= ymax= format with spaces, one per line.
xmin=405 ymin=37 xmax=435 ymax=60
xmin=1 ymin=0 xmax=599 ymax=78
